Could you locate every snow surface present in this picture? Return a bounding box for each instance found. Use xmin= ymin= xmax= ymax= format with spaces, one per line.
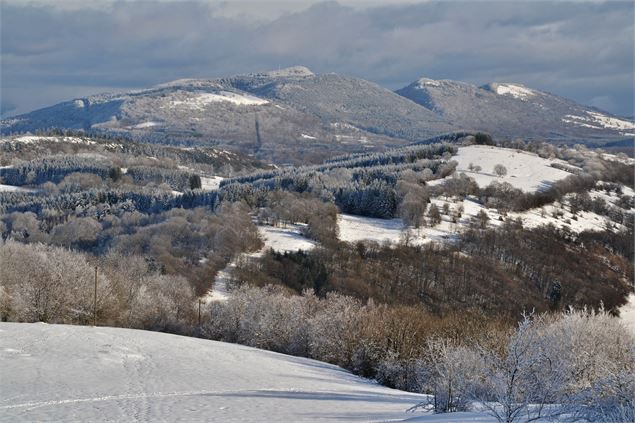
xmin=0 ymin=136 xmax=95 ymax=145
xmin=131 ymin=121 xmax=160 ymax=129
xmin=337 ymin=190 xmax=619 ymax=250
xmin=200 ymin=175 xmax=224 ymax=191
xmin=416 ymin=78 xmax=441 ymax=88
xmin=562 ymin=112 xmax=635 ymax=136
xmin=258 ymin=223 xmax=318 ymax=253
xmin=430 ymin=145 xmax=575 ymax=192
xmin=0 ymin=322 xmax=432 ymax=422
xmin=620 ymin=294 xmax=635 ymax=334
xmin=206 ymin=224 xmax=317 ymax=302
xmin=338 ymin=214 xmax=406 ymax=244
xmin=0 ymin=184 xmax=34 ymax=193
xmin=171 ymin=92 xmax=268 ymax=109
xmin=493 ymin=83 xmax=536 ymax=100
xmin=338 ymin=209 xmax=463 ymax=246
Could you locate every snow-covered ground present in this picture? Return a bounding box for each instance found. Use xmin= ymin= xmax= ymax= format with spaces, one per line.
xmin=131 ymin=121 xmax=160 ymax=129
xmin=0 ymin=135 xmax=95 ymax=145
xmin=258 ymin=223 xmax=318 ymax=253
xmin=562 ymin=111 xmax=635 ymax=136
xmin=619 ymin=293 xmax=635 ymax=334
xmin=0 ymin=322 xmax=434 ymax=422
xmin=205 ymin=224 xmax=317 ymax=302
xmin=0 ymin=184 xmax=34 ymax=193
xmin=338 ymin=192 xmax=618 ymax=249
xmin=200 ymin=175 xmax=224 ymax=191
xmin=338 ymin=209 xmax=464 ymax=246
xmin=492 ymin=83 xmax=536 ymax=100
xmin=430 ymin=145 xmax=575 ymax=192
xmin=338 ymin=214 xmax=405 ymax=244
xmin=170 ymin=91 xmax=268 ymax=109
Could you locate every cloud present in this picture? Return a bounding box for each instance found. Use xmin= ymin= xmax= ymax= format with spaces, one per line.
xmin=1 ymin=0 xmax=633 ymax=116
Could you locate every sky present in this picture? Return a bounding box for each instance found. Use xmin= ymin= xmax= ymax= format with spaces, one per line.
xmin=1 ymin=0 xmax=633 ymax=118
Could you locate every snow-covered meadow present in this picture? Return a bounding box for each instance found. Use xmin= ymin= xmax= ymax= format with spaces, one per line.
xmin=430 ymin=145 xmax=575 ymax=192
xmin=0 ymin=323 xmax=431 ymax=422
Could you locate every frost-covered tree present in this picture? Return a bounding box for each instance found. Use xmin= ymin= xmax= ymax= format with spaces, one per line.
xmin=494 ymin=164 xmax=508 ymax=177
xmin=427 ymin=204 xmax=442 ymax=226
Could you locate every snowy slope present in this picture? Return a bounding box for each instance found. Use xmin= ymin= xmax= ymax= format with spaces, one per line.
xmin=1 ymin=135 xmax=95 ymax=145
xmin=258 ymin=223 xmax=318 ymax=252
xmin=205 ymin=224 xmax=317 ymax=302
xmin=433 ymin=145 xmax=575 ymax=192
xmin=0 ymin=184 xmax=33 ymax=193
xmin=0 ymin=323 xmax=430 ymax=422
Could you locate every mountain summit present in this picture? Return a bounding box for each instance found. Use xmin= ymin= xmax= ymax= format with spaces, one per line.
xmin=396 ymin=77 xmax=635 ymax=142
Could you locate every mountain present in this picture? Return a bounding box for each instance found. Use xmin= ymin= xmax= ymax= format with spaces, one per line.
xmin=0 ymin=67 xmax=452 ymax=165
xmin=396 ymin=77 xmax=635 ymax=142
xmin=3 ymin=68 xmax=632 ymax=165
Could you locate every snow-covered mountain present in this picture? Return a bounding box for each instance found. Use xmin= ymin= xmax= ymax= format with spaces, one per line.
xmin=2 ymin=68 xmax=632 ymax=165
xmin=396 ymin=77 xmax=635 ymax=142
xmin=0 ymin=67 xmax=452 ymax=165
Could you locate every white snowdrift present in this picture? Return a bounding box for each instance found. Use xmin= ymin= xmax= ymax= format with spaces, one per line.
xmin=0 ymin=323 xmax=428 ymax=422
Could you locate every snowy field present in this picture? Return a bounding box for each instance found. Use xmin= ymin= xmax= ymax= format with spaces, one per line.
xmin=337 ymin=194 xmax=617 ymax=248
xmin=200 ymin=175 xmax=224 ymax=190
xmin=430 ymin=145 xmax=575 ymax=192
xmin=259 ymin=223 xmax=318 ymax=253
xmin=0 ymin=323 xmax=440 ymax=423
xmin=338 ymin=214 xmax=405 ymax=244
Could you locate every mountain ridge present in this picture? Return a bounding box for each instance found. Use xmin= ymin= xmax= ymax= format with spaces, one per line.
xmin=396 ymin=76 xmax=635 ymax=141
xmin=2 ymin=67 xmax=632 ymax=165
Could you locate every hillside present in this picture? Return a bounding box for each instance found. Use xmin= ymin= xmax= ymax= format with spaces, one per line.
xmin=0 ymin=322 xmax=430 ymax=422
xmin=396 ymin=77 xmax=635 ymax=143
xmin=1 ymin=137 xmax=633 ymax=421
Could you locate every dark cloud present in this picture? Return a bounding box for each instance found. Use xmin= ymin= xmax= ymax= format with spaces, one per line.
xmin=1 ymin=1 xmax=633 ymax=116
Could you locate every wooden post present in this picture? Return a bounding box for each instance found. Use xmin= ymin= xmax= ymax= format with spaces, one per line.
xmin=93 ymin=266 xmax=98 ymax=327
